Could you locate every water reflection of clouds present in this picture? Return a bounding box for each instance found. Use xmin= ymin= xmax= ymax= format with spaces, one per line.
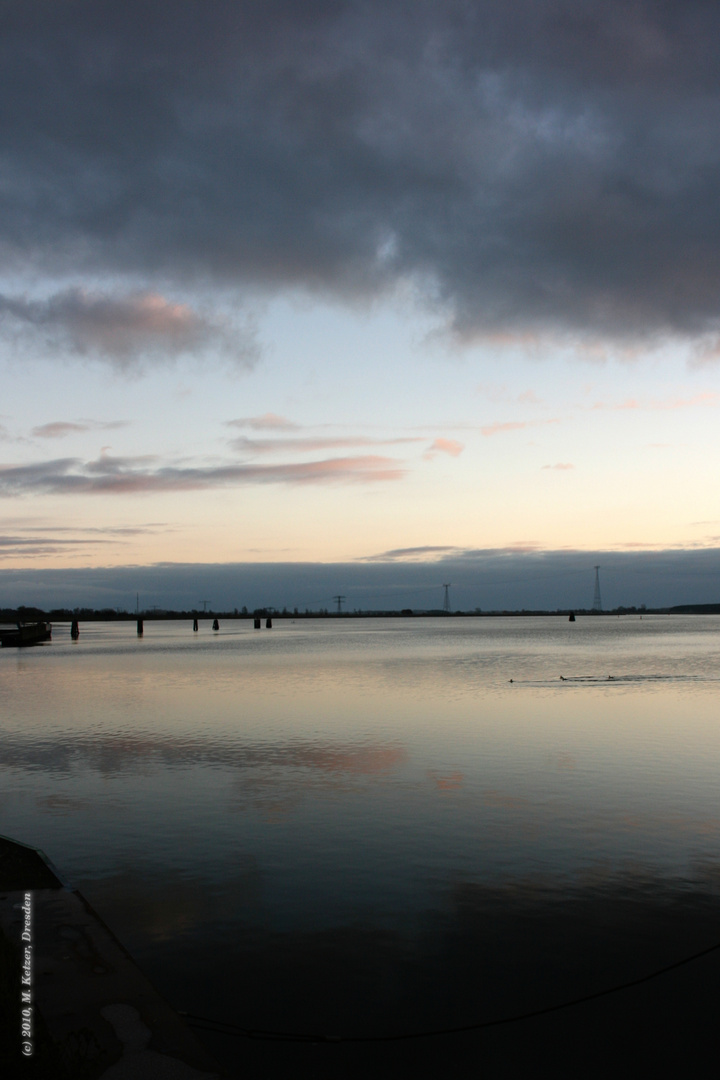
xmin=35 ymin=793 xmax=93 ymax=814
xmin=426 ymin=770 xmax=464 ymax=791
xmin=1 ymin=733 xmax=407 ymax=780
xmin=11 ymin=729 xmax=720 ymax=850
xmin=227 ymin=744 xmax=407 ymax=818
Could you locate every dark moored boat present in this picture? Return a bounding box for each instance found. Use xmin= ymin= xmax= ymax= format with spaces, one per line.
xmin=0 ymin=622 xmax=52 ymax=647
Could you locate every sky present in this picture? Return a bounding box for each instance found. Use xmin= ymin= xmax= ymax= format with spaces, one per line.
xmin=3 ymin=0 xmax=720 ymax=611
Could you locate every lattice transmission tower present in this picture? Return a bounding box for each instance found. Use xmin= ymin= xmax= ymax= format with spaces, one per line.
xmin=592 ymin=566 xmax=602 ymax=612
xmin=442 ymin=584 xmax=451 ymax=613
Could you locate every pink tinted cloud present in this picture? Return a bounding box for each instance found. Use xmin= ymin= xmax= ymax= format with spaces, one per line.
xmin=542 ymin=463 xmax=574 ymax=470
xmin=591 ymin=392 xmax=719 ymax=412
xmin=482 ymin=418 xmax=560 ymax=436
xmin=0 ymin=453 xmax=407 ymax=496
xmin=231 ymin=435 xmax=422 ymax=453
xmin=610 ymin=541 xmax=677 ymax=549
xmin=33 ymin=422 xmax=90 ymax=438
xmin=426 ymin=437 xmax=464 ymax=457
xmin=32 ymin=419 xmax=127 ymax=439
xmin=0 ymin=288 xmax=256 ymax=367
xmin=654 ymin=392 xmax=719 ymax=409
xmin=227 ymin=413 xmax=299 ymax=430
xmin=590 ymin=397 xmax=641 ymax=411
xmin=481 ymin=421 xmax=529 ymax=436
xmin=474 ymin=330 xmax=541 ymax=348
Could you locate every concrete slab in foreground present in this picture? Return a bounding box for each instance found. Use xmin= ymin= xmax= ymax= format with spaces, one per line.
xmin=0 ymin=835 xmax=228 ymax=1078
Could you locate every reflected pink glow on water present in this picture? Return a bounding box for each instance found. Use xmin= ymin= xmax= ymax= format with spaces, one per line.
xmin=3 ymin=616 xmax=720 ymax=1073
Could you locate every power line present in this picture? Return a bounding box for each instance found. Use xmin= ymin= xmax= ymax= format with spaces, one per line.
xmin=180 ymin=932 xmax=720 ymax=1044
xmin=329 ymin=565 xmax=605 ymax=607
xmin=274 ymin=563 xmax=618 ymax=612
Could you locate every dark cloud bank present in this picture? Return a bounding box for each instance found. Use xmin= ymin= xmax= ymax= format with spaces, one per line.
xmin=4 ymin=1 xmax=720 ymax=343
xmin=2 ymin=548 xmax=719 ymax=611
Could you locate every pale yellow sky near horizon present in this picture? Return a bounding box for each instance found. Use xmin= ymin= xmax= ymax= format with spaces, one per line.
xmin=3 ymin=295 xmax=720 ymax=571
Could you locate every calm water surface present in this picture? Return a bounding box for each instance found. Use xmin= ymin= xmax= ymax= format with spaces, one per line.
xmin=2 ymin=615 xmax=720 ymax=1075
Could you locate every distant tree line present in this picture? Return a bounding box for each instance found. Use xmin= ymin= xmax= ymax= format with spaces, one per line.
xmin=3 ymin=603 xmax=718 ymax=623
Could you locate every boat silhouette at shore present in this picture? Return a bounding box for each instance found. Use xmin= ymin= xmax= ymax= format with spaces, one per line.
xmin=0 ymin=622 xmax=52 ymax=647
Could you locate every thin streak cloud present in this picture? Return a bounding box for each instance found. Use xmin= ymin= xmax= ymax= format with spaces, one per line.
xmin=0 ymin=453 xmax=407 ymax=496
xmin=32 ymin=420 xmax=127 ymax=438
xmin=230 ymin=435 xmax=424 ymax=454
xmin=481 ymin=419 xmax=560 ymax=437
xmin=227 ymin=415 xmax=300 ymax=431
xmin=0 ymin=535 xmax=115 ymax=552
xmin=360 ymin=545 xmax=462 ymax=562
xmin=589 ymin=392 xmax=720 ymax=412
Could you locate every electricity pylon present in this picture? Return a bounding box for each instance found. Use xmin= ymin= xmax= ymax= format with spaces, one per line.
xmin=592 ymin=567 xmax=602 ymax=612
xmin=442 ymin=584 xmax=451 ymax=612
xmin=333 ymin=595 xmax=346 ymax=614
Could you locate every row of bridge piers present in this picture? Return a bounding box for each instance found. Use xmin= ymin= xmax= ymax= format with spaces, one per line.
xmin=68 ymin=617 xmax=276 ymax=630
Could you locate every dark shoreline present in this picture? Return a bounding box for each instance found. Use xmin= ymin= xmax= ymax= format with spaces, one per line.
xmin=4 ymin=605 xmax=718 ymax=625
